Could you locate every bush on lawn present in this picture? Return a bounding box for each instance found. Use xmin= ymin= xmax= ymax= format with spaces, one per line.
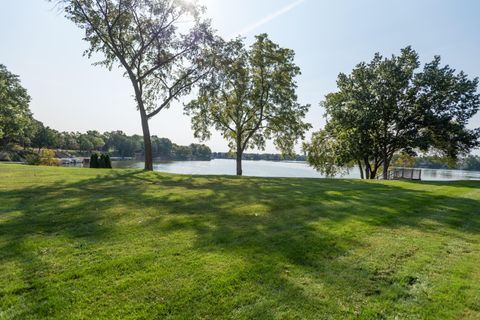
xmin=90 ymin=153 xmax=112 ymax=169
xmin=90 ymin=153 xmax=99 ymax=168
xmin=38 ymin=149 xmax=60 ymax=166
xmin=25 ymin=153 xmax=40 ymax=165
xmin=103 ymin=154 xmax=112 ymax=168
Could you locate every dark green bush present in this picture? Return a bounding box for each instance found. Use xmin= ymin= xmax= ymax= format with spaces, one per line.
xmin=104 ymin=154 xmax=112 ymax=168
xmin=98 ymin=154 xmax=106 ymax=168
xmin=90 ymin=153 xmax=112 ymax=169
xmin=10 ymin=152 xmax=22 ymax=162
xmin=90 ymin=153 xmax=99 ymax=168
xmin=25 ymin=154 xmax=40 ymax=165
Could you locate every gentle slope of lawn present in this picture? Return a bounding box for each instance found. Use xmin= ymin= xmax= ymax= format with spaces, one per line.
xmin=0 ymin=164 xmax=479 ymax=319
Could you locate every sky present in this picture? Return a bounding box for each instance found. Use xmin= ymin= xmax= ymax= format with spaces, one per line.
xmin=1 ymin=0 xmax=480 ymax=153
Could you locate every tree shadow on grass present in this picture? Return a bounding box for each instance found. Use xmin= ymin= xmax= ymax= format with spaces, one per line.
xmin=0 ymin=169 xmax=479 ymax=318
xmin=410 ymin=179 xmax=480 ymax=189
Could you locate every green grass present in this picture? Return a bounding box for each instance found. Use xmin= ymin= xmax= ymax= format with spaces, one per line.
xmin=0 ymin=164 xmax=479 ymax=319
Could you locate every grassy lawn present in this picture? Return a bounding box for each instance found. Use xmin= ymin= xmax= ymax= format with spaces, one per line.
xmin=0 ymin=164 xmax=479 ymax=319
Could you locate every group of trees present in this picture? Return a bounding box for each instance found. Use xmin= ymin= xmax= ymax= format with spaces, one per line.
xmin=391 ymin=153 xmax=480 ymax=172
xmin=54 ymin=0 xmax=311 ymax=175
xmin=56 ymin=0 xmax=478 ymax=177
xmin=55 ymin=0 xmax=216 ymax=170
xmin=0 ymin=70 xmax=211 ymax=161
xmin=304 ymin=47 xmax=479 ymax=179
xmin=2 ymin=116 xmax=212 ymax=160
xmin=460 ymin=155 xmax=480 ymax=171
xmin=56 ymin=0 xmax=480 ymax=177
xmin=2 ymin=1 xmax=479 ymax=176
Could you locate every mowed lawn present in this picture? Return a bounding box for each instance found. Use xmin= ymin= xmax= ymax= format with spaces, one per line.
xmin=0 ymin=164 xmax=479 ymax=319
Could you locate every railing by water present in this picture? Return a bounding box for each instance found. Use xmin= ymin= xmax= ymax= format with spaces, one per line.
xmin=381 ymin=167 xmax=422 ymax=180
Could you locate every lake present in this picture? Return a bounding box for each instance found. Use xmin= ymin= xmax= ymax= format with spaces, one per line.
xmin=109 ymin=159 xmax=480 ymax=181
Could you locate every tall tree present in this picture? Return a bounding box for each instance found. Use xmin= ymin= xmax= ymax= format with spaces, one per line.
xmin=185 ymin=35 xmax=311 ymax=175
xmin=32 ymin=124 xmax=60 ymax=151
xmin=86 ymin=130 xmax=105 ymax=150
xmin=59 ymin=131 xmax=81 ymax=150
xmin=304 ymin=47 xmax=480 ymax=179
xmin=151 ymin=136 xmax=173 ymax=159
xmin=104 ymin=130 xmax=139 ymax=156
xmin=0 ymin=64 xmax=33 ymax=150
xmin=78 ymin=133 xmax=95 ymax=151
xmin=56 ymin=0 xmax=215 ymax=170
xmin=189 ymin=143 xmax=211 ymax=160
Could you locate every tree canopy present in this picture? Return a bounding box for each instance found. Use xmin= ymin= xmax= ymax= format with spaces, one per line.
xmin=304 ymin=47 xmax=480 ymax=179
xmin=32 ymin=125 xmax=60 ymax=151
xmin=0 ymin=64 xmax=33 ymax=150
xmin=185 ymin=34 xmax=311 ymax=175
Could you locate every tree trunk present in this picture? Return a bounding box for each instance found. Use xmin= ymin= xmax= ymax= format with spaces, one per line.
xmin=382 ymin=151 xmax=389 ymax=180
xmin=364 ymin=159 xmax=371 ymax=180
xmin=139 ymin=109 xmax=153 ymax=171
xmin=128 ymin=75 xmax=153 ymax=171
xmin=236 ymin=147 xmax=243 ymax=176
xmin=235 ymin=132 xmax=244 ymax=176
xmin=358 ymin=160 xmax=364 ymax=179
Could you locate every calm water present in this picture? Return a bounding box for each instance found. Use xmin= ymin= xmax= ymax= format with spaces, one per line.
xmin=109 ymin=159 xmax=480 ymax=181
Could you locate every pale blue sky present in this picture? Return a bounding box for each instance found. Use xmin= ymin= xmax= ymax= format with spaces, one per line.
xmin=1 ymin=0 xmax=479 ymax=153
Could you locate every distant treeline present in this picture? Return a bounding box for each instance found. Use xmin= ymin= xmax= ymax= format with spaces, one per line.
xmin=4 ymin=120 xmax=211 ymax=161
xmin=212 ymin=152 xmax=306 ymax=162
xmin=416 ymin=155 xmax=480 ymax=171
xmin=392 ymin=154 xmax=480 ymax=172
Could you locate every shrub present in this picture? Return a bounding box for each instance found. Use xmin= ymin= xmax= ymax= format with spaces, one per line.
xmin=9 ymin=152 xmax=23 ymax=162
xmin=98 ymin=154 xmax=106 ymax=168
xmin=90 ymin=153 xmax=112 ymax=169
xmin=90 ymin=153 xmax=99 ymax=168
xmin=25 ymin=154 xmax=40 ymax=165
xmin=104 ymin=154 xmax=112 ymax=168
xmin=38 ymin=149 xmax=60 ymax=166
